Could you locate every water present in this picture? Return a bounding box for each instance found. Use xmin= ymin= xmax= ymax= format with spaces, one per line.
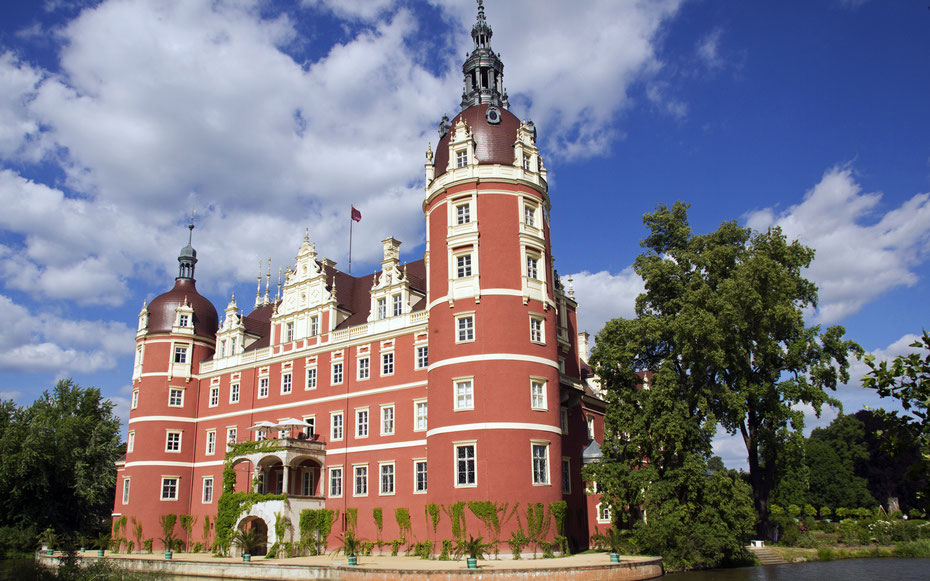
xmin=663 ymin=558 xmax=930 ymax=581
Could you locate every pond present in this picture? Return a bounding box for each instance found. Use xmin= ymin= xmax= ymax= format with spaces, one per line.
xmin=662 ymin=558 xmax=930 ymax=581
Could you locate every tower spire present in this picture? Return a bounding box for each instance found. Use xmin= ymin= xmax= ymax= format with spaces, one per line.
xmin=177 ymin=214 xmax=198 ymax=281
xmin=460 ymin=0 xmax=507 ymax=110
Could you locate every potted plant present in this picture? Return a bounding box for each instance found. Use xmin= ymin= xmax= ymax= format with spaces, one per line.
xmin=590 ymin=527 xmax=626 ymax=563
xmin=461 ymin=535 xmax=488 ymax=569
xmin=233 ymin=528 xmax=264 ymax=562
xmin=94 ymin=533 xmax=110 ymax=557
xmin=38 ymin=528 xmax=58 ymax=556
xmin=336 ymin=531 xmax=362 ymax=566
xmin=159 ymin=514 xmax=177 ymax=560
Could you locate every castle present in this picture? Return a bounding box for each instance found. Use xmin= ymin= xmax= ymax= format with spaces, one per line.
xmin=113 ymin=1 xmax=608 ymax=555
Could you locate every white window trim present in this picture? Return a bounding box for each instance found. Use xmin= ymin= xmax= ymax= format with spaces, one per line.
xmin=160 ymin=476 xmax=179 ymax=501
xmin=357 ymin=357 xmax=370 ymax=381
xmin=379 ymin=461 xmax=396 ymax=496
xmin=530 ymin=378 xmax=548 ymax=411
xmin=529 ymin=314 xmax=545 ymax=345
xmin=229 ymin=383 xmax=240 ymax=404
xmin=355 ymin=407 xmax=369 ymax=439
xmin=168 ymin=387 xmax=184 ymax=408
xmin=330 ymin=411 xmax=344 ymax=441
xmin=415 ymin=345 xmax=429 ymax=370
xmin=306 ymin=367 xmax=317 ymax=390
xmin=205 ymin=429 xmax=217 ymax=456
xmin=127 ymin=430 xmax=135 ymax=454
xmin=454 ymin=441 xmax=477 ymax=488
xmin=381 ymin=351 xmax=395 ymax=376
xmin=353 ymin=464 xmax=368 ymax=497
xmin=455 ymin=312 xmax=475 ymax=344
xmin=413 ymin=399 xmax=428 ymax=432
xmin=380 ymin=404 xmax=395 ymax=436
xmin=122 ymin=477 xmax=131 ymax=504
xmin=202 ymin=476 xmax=214 ymax=504
xmin=281 ymin=372 xmax=293 ymax=395
xmin=413 ymin=458 xmax=428 ymax=494
xmin=209 ymin=385 xmax=220 ymax=408
xmin=454 ymin=377 xmax=474 ymax=411
xmin=165 ymin=430 xmax=182 ymax=453
xmin=328 ymin=466 xmax=343 ymax=498
xmin=531 ymin=440 xmax=550 ymax=486
xmin=597 ymin=501 xmax=612 ymax=524
xmin=332 ymin=362 xmax=344 ymax=385
xmin=131 ymin=389 xmax=139 ymax=409
xmin=258 ymin=376 xmax=270 ymax=399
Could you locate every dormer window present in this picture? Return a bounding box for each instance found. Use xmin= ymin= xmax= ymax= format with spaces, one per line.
xmin=285 ymin=322 xmax=294 ymax=342
xmin=456 ymin=202 xmax=471 ymax=224
xmin=456 ymin=254 xmax=473 ymax=278
xmin=377 ymin=298 xmax=387 ymax=320
xmin=524 ymin=204 xmax=536 ymax=228
xmin=392 ymin=294 xmax=403 ymax=317
xmin=523 ymin=156 xmax=530 ymax=171
xmin=179 ymin=315 xmax=189 ymax=327
xmin=456 ymin=149 xmax=468 ymax=168
xmin=526 ymin=255 xmax=539 ymax=280
xmin=309 ymin=316 xmax=319 ymax=336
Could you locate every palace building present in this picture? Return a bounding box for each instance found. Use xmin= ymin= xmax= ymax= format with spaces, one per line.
xmin=113 ymin=1 xmax=608 ymax=555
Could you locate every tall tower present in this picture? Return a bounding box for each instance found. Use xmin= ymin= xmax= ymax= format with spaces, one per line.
xmin=116 ymin=223 xmax=218 ymax=545
xmin=424 ymin=0 xmax=561 ymax=526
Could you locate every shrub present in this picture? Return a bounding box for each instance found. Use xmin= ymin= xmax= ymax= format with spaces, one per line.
xmin=820 ymin=507 xmax=832 ymax=519
xmin=908 ymin=509 xmax=924 ymax=519
xmin=508 ymin=529 xmax=528 ymax=559
xmin=894 ymin=539 xmax=930 ymax=558
xmin=817 ymin=546 xmax=836 ymax=561
xmin=439 ymin=539 xmax=453 ymax=560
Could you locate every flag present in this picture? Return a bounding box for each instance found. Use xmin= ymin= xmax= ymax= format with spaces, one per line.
xmin=351 ymin=206 xmax=362 ymax=222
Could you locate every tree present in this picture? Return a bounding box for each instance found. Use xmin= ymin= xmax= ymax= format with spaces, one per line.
xmin=589 ymin=202 xmax=859 ymax=541
xmin=863 ymin=331 xmax=930 ymax=505
xmin=0 ymin=379 xmax=122 ymax=552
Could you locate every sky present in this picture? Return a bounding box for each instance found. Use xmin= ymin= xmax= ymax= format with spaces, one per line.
xmin=0 ymin=0 xmax=928 ymax=469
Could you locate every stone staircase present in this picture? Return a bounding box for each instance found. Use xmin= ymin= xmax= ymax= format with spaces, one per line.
xmin=747 ymin=545 xmax=788 ymax=565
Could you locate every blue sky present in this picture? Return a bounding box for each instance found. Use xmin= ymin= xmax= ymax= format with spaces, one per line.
xmin=0 ymin=0 xmax=928 ymax=468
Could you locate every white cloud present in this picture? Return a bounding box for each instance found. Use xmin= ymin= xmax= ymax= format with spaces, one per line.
xmin=0 ymin=294 xmax=135 ymax=374
xmin=0 ymin=52 xmax=43 ymax=159
xmin=301 ymin=0 xmax=395 ymax=22
xmin=567 ymin=268 xmax=643 ymax=339
xmin=745 ymin=167 xmax=930 ymax=323
xmin=696 ymin=28 xmax=724 ymax=71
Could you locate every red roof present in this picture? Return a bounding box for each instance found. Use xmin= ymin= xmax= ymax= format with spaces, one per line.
xmin=433 ymin=104 xmax=521 ymax=179
xmin=147 ymin=278 xmax=218 ymax=339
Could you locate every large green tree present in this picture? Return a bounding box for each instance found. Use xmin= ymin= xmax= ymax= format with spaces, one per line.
xmin=0 ymin=379 xmax=122 ymax=552
xmin=589 ymin=202 xmax=859 ymax=541
xmin=863 ymin=331 xmax=930 ymax=506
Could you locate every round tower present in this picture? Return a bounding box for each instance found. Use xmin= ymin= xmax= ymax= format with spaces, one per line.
xmin=424 ymin=0 xmax=563 ymax=531
xmin=117 ymin=222 xmax=218 ymax=547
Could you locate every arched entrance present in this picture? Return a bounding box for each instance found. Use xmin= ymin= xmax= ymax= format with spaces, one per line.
xmin=235 ymin=516 xmax=269 ymax=556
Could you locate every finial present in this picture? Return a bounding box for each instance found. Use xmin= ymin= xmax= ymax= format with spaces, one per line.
xmin=304 ymin=227 xmax=310 ymax=243
xmin=264 ymin=258 xmax=272 ymax=305
xmin=426 ymin=143 xmax=433 ymax=162
xmin=567 ymin=274 xmax=575 ymax=298
xmin=277 ymin=267 xmax=283 ymax=301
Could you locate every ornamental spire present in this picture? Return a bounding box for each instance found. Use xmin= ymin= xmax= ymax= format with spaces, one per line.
xmin=177 ymin=214 xmax=198 ymax=281
xmin=460 ymin=0 xmax=507 ymax=110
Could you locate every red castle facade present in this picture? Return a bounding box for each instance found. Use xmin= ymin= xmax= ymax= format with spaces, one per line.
xmin=113 ymin=2 xmax=609 ymax=555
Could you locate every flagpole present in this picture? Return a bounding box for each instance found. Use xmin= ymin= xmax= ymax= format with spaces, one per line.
xmin=348 ymin=209 xmax=353 ymax=275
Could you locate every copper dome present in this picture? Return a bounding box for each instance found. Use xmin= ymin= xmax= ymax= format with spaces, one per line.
xmin=433 ymin=104 xmax=521 ymax=180
xmin=146 ymin=278 xmax=218 ymax=340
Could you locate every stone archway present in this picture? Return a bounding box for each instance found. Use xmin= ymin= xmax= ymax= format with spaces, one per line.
xmin=234 ymin=516 xmax=269 ymax=556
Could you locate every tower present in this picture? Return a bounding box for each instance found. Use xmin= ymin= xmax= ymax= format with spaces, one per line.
xmin=423 ymin=0 xmax=562 ymax=522
xmin=117 ymin=223 xmax=218 ymax=546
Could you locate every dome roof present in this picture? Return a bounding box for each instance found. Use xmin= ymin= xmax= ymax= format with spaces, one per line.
xmin=146 ymin=278 xmax=218 ymax=339
xmin=433 ymin=104 xmax=521 ymax=180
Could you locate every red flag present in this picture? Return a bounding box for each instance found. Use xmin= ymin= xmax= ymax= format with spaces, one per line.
xmin=351 ymin=206 xmax=361 ymax=222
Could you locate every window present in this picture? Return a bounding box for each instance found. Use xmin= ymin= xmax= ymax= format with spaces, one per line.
xmin=456 ymin=444 xmax=476 ymax=486
xmin=456 ymin=315 xmax=474 ymax=342
xmin=456 ymin=254 xmax=472 ymax=278
xmin=382 ymin=352 xmax=394 ymax=375
xmin=281 ymin=373 xmax=292 ymax=394
xmin=357 ymin=357 xmax=369 ymax=380
xmin=301 ymin=471 xmax=314 ymax=496
xmin=377 ymin=298 xmax=387 ymax=320
xmin=285 ymin=322 xmax=294 ymax=342
xmin=161 ymin=477 xmax=178 ymax=500
xmin=226 ymin=427 xmax=237 ymax=450
xmin=309 ymin=316 xmax=319 ymax=336
xmin=306 ymin=368 xmax=317 ymax=390
xmin=122 ymin=478 xmax=130 ymax=504
xmin=455 ymin=202 xmax=471 ymax=224
xmin=380 ymin=463 xmax=395 ymax=495
xmin=179 ymin=315 xmax=189 ymax=327
xmin=127 ymin=431 xmax=135 ymax=453
xmin=456 ymin=149 xmax=467 ymax=168
xmin=531 ymin=380 xmax=546 ymax=410
xmin=381 ymin=405 xmax=394 ymax=436
xmin=303 ymin=416 xmax=315 ymax=438
xmin=414 ymin=400 xmax=428 ymax=431
xmin=256 ymin=430 xmax=266 ymax=441
xmin=526 ymin=254 xmax=539 ymax=280
xmin=131 ymin=389 xmax=139 ymax=409
xmin=455 ymin=379 xmax=474 ymax=410
xmin=532 ymin=443 xmax=549 ymax=485
xmin=329 ymin=467 xmax=343 ymax=497
xmin=414 ymin=460 xmax=428 ymax=493
xmin=332 ymin=362 xmax=343 ymax=385
xmin=392 ymin=294 xmax=403 ymax=316
xmin=258 ymin=377 xmax=269 ymax=398
xmin=202 ymin=477 xmax=214 ymax=503
xmin=230 ymin=383 xmax=240 ymax=403
xmin=416 ymin=346 xmax=428 ymax=369
xmin=560 ymin=408 xmax=569 ymax=435
xmin=174 ymin=346 xmax=188 ymax=364
xmin=561 ymin=458 xmax=571 ymax=494
xmin=353 ymin=465 xmax=368 ymax=496
xmin=597 ymin=502 xmax=612 ymax=523
xmin=587 ymin=416 xmax=595 ymax=440
xmin=206 ymin=430 xmax=216 ymax=455
xmin=356 ymin=409 xmax=368 ymax=438
xmin=524 ymin=204 xmax=536 ymax=227
xmin=523 ymin=156 xmax=531 ymax=171
xmin=331 ymin=412 xmax=343 ymax=441
xmin=530 ymin=316 xmax=544 ymax=343
xmin=168 ymin=388 xmax=183 ymax=407
xmin=209 ymin=386 xmax=219 ymax=407
xmin=165 ymin=431 xmax=182 ymax=452
xmin=218 ymin=340 xmax=225 ymax=358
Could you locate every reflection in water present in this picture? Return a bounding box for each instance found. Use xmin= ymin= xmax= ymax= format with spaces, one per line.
xmin=662 ymin=558 xmax=930 ymax=581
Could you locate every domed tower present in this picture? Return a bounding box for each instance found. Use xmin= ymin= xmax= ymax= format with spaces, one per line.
xmin=116 ymin=222 xmax=218 ymax=545
xmin=424 ymin=0 xmax=561 ymax=528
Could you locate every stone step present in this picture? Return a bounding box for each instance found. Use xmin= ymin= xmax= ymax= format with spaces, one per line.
xmin=747 ymin=546 xmax=788 ymax=565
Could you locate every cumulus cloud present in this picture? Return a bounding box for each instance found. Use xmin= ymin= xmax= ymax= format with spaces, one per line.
xmin=0 ymin=294 xmax=135 ymax=374
xmin=745 ymin=167 xmax=930 ymax=323
xmin=0 ymin=52 xmax=43 ymax=159
xmin=566 ymin=268 xmax=643 ymax=339
xmin=696 ymin=28 xmax=724 ymax=71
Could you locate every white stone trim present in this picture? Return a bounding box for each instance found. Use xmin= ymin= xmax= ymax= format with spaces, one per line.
xmin=426 ymin=422 xmax=562 ymax=437
xmin=427 ymin=353 xmax=558 ymax=371
xmin=326 ymin=439 xmax=426 ymax=456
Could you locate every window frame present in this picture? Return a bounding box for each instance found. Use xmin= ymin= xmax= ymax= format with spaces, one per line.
xmin=205 ymin=429 xmax=216 ymax=455
xmin=531 ymin=442 xmax=550 ymax=486
xmin=332 ymin=362 xmax=343 ymax=385
xmin=380 ymin=404 xmax=395 ymax=436
xmin=456 ymin=313 xmax=475 ymax=343
xmin=379 ymin=462 xmax=395 ymax=496
xmin=173 ymin=345 xmax=188 ymax=364
xmin=355 ymin=408 xmax=369 ymax=439
xmin=209 ymin=385 xmax=220 ymax=407
xmin=168 ymin=387 xmax=184 ymax=407
xmin=306 ymin=367 xmax=317 ymax=390
xmin=165 ymin=430 xmax=182 ymax=453
xmin=416 ymin=345 xmax=428 ymax=370
xmin=530 ymin=378 xmax=547 ymax=411
xmin=455 ymin=253 xmax=473 ymax=278
xmin=381 ymin=352 xmax=394 ymax=376
xmin=353 ymin=464 xmax=368 ymax=497
xmin=414 ymin=399 xmax=428 ymax=432
xmin=160 ymin=477 xmax=179 ymax=501
xmin=530 ymin=315 xmax=545 ymax=344
xmin=258 ymin=376 xmax=269 ymax=399
xmin=561 ymin=457 xmax=572 ymax=494
xmin=122 ymin=477 xmax=131 ymax=504
xmin=454 ymin=442 xmax=477 ymax=488
xmin=392 ymin=293 xmax=403 ymax=317
xmin=230 ymin=383 xmax=240 ymax=404
xmin=202 ymin=477 xmax=214 ymax=503
xmin=329 ymin=466 xmax=343 ymax=498
xmin=414 ymin=459 xmax=428 ymax=494
xmin=357 ymin=357 xmax=370 ymax=380
xmin=131 ymin=389 xmax=139 ymax=409
xmin=127 ymin=430 xmax=135 ymax=454
xmin=454 ymin=377 xmax=474 ymax=411
xmin=281 ymin=373 xmax=292 ymax=395
xmin=331 ymin=411 xmax=344 ymax=441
